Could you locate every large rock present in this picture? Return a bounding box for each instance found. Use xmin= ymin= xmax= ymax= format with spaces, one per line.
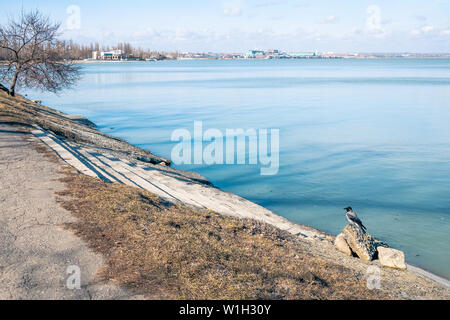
xmin=334 ymin=233 xmax=353 ymax=256
xmin=341 ymin=224 xmax=377 ymax=262
xmin=377 ymin=247 xmax=406 ymax=270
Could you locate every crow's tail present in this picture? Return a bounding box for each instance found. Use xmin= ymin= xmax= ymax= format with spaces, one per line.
xmin=359 ymin=223 xmax=367 ymax=233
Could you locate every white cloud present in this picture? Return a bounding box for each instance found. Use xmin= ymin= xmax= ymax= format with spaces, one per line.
xmin=133 ymin=27 xmax=159 ymax=38
xmin=421 ymin=25 xmax=434 ymax=33
xmin=224 ymin=7 xmax=242 ymax=16
xmin=320 ymin=15 xmax=339 ymax=24
xmin=409 ymin=25 xmax=450 ymax=38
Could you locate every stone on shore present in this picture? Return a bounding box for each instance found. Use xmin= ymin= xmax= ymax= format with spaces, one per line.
xmin=377 ymin=247 xmax=406 ymax=270
xmin=334 ymin=233 xmax=353 ymax=256
xmin=340 ymin=224 xmax=377 ymax=262
xmin=137 ymin=154 xmax=170 ymax=166
xmin=65 ymin=114 xmax=96 ymax=128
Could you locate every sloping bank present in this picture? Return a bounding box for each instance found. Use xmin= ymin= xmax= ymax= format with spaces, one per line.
xmin=1 ymin=88 xmax=449 ymax=299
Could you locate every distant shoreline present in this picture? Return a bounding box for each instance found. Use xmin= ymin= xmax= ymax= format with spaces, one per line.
xmin=2 ymin=56 xmax=450 ymax=67
xmin=69 ymin=56 xmax=450 ymax=64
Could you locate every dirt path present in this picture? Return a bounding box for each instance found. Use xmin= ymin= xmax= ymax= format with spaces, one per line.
xmin=0 ymin=123 xmax=141 ymax=299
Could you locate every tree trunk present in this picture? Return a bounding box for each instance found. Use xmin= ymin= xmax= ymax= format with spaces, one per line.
xmin=9 ymin=70 xmax=20 ymax=97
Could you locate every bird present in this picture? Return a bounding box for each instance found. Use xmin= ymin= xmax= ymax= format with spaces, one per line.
xmin=344 ymin=207 xmax=367 ymax=233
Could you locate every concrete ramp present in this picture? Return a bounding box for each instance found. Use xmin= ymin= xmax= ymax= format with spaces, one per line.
xmin=31 ymin=126 xmax=324 ymax=240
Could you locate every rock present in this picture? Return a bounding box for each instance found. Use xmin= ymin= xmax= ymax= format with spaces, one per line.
xmin=374 ymin=239 xmax=389 ymax=249
xmin=65 ymin=115 xmax=96 ymax=128
xmin=334 ymin=233 xmax=353 ymax=256
xmin=341 ymin=224 xmax=377 ymax=262
xmin=377 ymin=247 xmax=406 ymax=270
xmin=136 ymin=155 xmax=170 ymax=166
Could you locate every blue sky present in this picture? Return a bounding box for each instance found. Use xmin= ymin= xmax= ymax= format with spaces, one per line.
xmin=1 ymin=0 xmax=450 ymax=52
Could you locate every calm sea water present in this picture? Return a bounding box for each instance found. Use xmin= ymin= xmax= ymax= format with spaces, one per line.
xmin=28 ymin=59 xmax=450 ymax=279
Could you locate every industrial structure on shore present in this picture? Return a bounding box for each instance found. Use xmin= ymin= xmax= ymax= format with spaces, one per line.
xmin=178 ymin=49 xmax=338 ymax=60
xmin=91 ymin=50 xmax=151 ymax=61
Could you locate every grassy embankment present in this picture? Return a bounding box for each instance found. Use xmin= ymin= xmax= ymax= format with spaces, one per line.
xmin=56 ymin=171 xmax=386 ymax=300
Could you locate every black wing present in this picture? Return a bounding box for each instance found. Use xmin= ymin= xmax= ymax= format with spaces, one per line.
xmin=348 ymin=214 xmax=367 ymax=231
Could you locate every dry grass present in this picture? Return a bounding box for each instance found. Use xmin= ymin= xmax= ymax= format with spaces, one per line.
xmin=56 ymin=172 xmax=387 ymax=300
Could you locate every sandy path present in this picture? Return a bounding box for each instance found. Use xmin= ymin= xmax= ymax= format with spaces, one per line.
xmin=0 ymin=123 xmax=140 ymax=299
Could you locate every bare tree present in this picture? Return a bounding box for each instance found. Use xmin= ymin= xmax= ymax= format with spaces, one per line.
xmin=0 ymin=10 xmax=80 ymax=96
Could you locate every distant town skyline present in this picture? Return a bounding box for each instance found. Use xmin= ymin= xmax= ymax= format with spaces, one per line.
xmin=1 ymin=0 xmax=450 ymax=53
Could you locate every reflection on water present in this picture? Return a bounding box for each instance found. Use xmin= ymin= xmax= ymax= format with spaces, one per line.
xmin=28 ymin=59 xmax=450 ymax=279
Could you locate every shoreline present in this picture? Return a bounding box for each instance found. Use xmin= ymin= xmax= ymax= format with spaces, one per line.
xmin=0 ymin=91 xmax=449 ymax=298
xmin=2 ymin=56 xmax=450 ymax=67
xmin=66 ymin=56 xmax=450 ymax=64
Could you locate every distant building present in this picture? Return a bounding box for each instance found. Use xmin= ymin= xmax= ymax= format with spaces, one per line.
xmin=92 ymin=49 xmax=123 ymax=60
xmin=124 ymin=54 xmax=142 ymax=61
xmin=289 ymin=52 xmax=317 ymax=58
xmin=246 ymin=50 xmax=266 ymax=58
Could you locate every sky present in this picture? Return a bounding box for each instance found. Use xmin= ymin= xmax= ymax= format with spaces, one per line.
xmin=1 ymin=0 xmax=450 ymax=52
